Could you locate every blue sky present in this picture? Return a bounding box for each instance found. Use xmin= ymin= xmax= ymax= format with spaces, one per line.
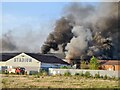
xmin=2 ymin=2 xmax=99 ymax=36
xmin=2 ymin=2 xmax=68 ymax=35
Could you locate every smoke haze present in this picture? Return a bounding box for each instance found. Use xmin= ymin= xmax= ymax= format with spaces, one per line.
xmin=1 ymin=2 xmax=119 ymax=60
xmin=41 ymin=2 xmax=119 ymax=60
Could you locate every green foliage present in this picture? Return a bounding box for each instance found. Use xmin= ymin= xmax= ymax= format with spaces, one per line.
xmin=39 ymin=69 xmax=48 ymax=76
xmin=29 ymin=71 xmax=38 ymax=75
xmin=75 ymin=73 xmax=79 ymax=76
xmin=89 ymin=56 xmax=99 ymax=70
xmin=103 ymin=75 xmax=108 ymax=80
xmin=60 ymin=66 xmax=72 ymax=69
xmin=94 ymin=72 xmax=100 ymax=78
xmin=34 ymin=75 xmax=40 ymax=78
xmin=60 ymin=66 xmax=69 ymax=69
xmin=84 ymin=71 xmax=91 ymax=78
xmin=64 ymin=71 xmax=71 ymax=76
xmin=80 ymin=72 xmax=84 ymax=76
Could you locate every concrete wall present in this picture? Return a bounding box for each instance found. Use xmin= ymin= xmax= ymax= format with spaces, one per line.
xmin=49 ymin=68 xmax=120 ymax=78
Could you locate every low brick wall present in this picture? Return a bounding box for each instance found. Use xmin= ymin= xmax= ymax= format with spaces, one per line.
xmin=49 ymin=68 xmax=120 ymax=78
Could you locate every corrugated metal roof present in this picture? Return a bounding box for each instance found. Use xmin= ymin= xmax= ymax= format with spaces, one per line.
xmin=0 ymin=53 xmax=69 ymax=65
xmin=0 ymin=53 xmax=21 ymax=61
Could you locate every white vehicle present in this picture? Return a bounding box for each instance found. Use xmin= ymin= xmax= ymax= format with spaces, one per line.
xmin=7 ymin=66 xmax=16 ymax=73
xmin=8 ymin=68 xmax=16 ymax=73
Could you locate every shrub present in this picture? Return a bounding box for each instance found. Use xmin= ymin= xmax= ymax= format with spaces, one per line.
xmin=100 ymin=75 xmax=103 ymax=78
xmin=64 ymin=71 xmax=71 ymax=76
xmin=34 ymin=75 xmax=40 ymax=78
xmin=80 ymin=72 xmax=84 ymax=77
xmin=29 ymin=71 xmax=38 ymax=75
xmin=75 ymin=73 xmax=80 ymax=76
xmin=60 ymin=66 xmax=68 ymax=69
xmin=103 ymin=75 xmax=108 ymax=80
xmin=89 ymin=56 xmax=99 ymax=70
xmin=84 ymin=71 xmax=91 ymax=78
xmin=115 ymin=77 xmax=119 ymax=81
xmin=94 ymin=72 xmax=100 ymax=78
xmin=60 ymin=66 xmax=73 ymax=69
xmin=39 ymin=70 xmax=48 ymax=76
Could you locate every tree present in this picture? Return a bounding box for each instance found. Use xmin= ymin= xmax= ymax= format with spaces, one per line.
xmin=89 ymin=56 xmax=99 ymax=70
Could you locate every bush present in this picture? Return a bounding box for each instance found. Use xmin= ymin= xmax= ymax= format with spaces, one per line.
xmin=103 ymin=75 xmax=108 ymax=80
xmin=80 ymin=72 xmax=84 ymax=77
xmin=84 ymin=71 xmax=91 ymax=78
xmin=34 ymin=75 xmax=40 ymax=78
xmin=75 ymin=73 xmax=79 ymax=76
xmin=29 ymin=71 xmax=38 ymax=75
xmin=60 ymin=66 xmax=69 ymax=69
xmin=100 ymin=75 xmax=103 ymax=78
xmin=89 ymin=56 xmax=99 ymax=70
xmin=64 ymin=71 xmax=71 ymax=76
xmin=39 ymin=70 xmax=48 ymax=76
xmin=94 ymin=72 xmax=100 ymax=78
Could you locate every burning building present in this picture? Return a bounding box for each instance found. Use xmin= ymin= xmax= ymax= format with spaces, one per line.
xmin=41 ymin=2 xmax=119 ymax=64
xmin=1 ymin=2 xmax=119 ymax=66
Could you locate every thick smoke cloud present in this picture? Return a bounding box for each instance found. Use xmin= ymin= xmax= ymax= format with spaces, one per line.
xmin=41 ymin=17 xmax=73 ymax=54
xmin=65 ymin=26 xmax=92 ymax=59
xmin=41 ymin=2 xmax=119 ymax=60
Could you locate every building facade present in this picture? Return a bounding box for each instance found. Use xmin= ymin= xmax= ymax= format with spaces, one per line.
xmin=99 ymin=60 xmax=120 ymax=71
xmin=0 ymin=53 xmax=70 ymax=73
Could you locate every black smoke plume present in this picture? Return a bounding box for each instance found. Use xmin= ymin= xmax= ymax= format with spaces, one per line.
xmin=41 ymin=17 xmax=73 ymax=54
xmin=41 ymin=2 xmax=119 ymax=61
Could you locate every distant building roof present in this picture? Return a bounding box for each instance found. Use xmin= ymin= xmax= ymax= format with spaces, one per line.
xmin=98 ymin=60 xmax=120 ymax=65
xmin=0 ymin=53 xmax=69 ymax=65
xmin=0 ymin=53 xmax=21 ymax=61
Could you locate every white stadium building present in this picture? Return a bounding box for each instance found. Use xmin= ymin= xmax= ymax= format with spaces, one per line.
xmin=0 ymin=53 xmax=69 ymax=74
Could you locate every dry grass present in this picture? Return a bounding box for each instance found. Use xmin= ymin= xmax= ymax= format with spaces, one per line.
xmin=1 ymin=74 xmax=120 ymax=88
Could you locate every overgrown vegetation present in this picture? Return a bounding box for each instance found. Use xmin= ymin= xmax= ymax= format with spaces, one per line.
xmin=60 ymin=66 xmax=68 ymax=69
xmin=60 ymin=66 xmax=72 ymax=69
xmin=1 ymin=74 xmax=120 ymax=88
xmin=64 ymin=71 xmax=71 ymax=76
xmin=39 ymin=69 xmax=48 ymax=76
xmin=89 ymin=56 xmax=99 ymax=70
xmin=73 ymin=71 xmax=119 ymax=81
xmin=75 ymin=73 xmax=80 ymax=76
xmin=84 ymin=71 xmax=91 ymax=78
xmin=94 ymin=72 xmax=100 ymax=78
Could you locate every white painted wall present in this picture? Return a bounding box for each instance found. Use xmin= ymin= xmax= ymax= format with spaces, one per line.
xmin=5 ymin=53 xmax=40 ymax=72
xmin=0 ymin=62 xmax=6 ymax=66
xmin=49 ymin=68 xmax=120 ymax=78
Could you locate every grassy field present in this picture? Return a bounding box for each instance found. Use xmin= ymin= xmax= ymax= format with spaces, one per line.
xmin=1 ymin=74 xmax=120 ymax=89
